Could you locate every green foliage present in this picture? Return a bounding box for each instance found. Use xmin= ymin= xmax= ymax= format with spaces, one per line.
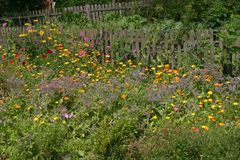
xmin=129 ymin=124 xmax=240 ymax=159
xmin=0 ymin=0 xmax=42 ymax=15
xmin=142 ymin=0 xmax=239 ymax=29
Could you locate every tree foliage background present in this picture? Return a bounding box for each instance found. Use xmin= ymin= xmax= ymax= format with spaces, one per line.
xmin=0 ymin=0 xmax=130 ymax=15
xmin=0 ymin=0 xmax=239 ymax=30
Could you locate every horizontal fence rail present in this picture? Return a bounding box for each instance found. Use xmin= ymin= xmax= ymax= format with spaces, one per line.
xmin=0 ymin=0 xmax=152 ymax=24
xmin=0 ymin=26 xmax=240 ymax=76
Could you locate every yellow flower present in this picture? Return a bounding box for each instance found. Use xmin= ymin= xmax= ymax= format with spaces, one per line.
xmin=107 ymin=70 xmax=112 ymax=73
xmin=33 ymin=19 xmax=38 ymax=22
xmin=218 ymin=123 xmax=225 ymax=127
xmin=208 ymin=115 xmax=213 ymax=119
xmin=47 ymin=36 xmax=53 ymax=40
xmin=208 ymin=98 xmax=213 ymax=102
xmin=15 ymin=104 xmax=21 ymax=109
xmin=165 ymin=116 xmax=170 ymax=120
xmin=33 ymin=117 xmax=39 ymax=122
xmin=120 ymin=94 xmax=127 ymax=100
xmin=27 ymin=106 xmax=33 ymax=110
xmin=201 ymin=125 xmax=209 ymax=131
xmin=233 ymin=102 xmax=238 ymax=106
xmin=211 ymin=105 xmax=216 ymax=109
xmin=152 ymin=115 xmax=158 ymax=120
xmin=203 ymin=99 xmax=208 ymax=103
xmin=207 ymin=91 xmax=213 ymax=95
xmin=192 ymin=112 xmax=196 ymax=116
xmin=24 ymin=23 xmax=30 ymax=26
xmin=19 ymin=34 xmax=28 ymax=37
xmin=39 ymin=31 xmax=44 ymax=36
xmin=28 ymin=29 xmax=37 ymax=33
xmin=39 ymin=120 xmax=45 ymax=125
xmin=151 ymin=67 xmax=156 ymax=71
xmin=53 ymin=116 xmax=59 ymax=121
xmin=182 ymin=100 xmax=188 ymax=104
xmin=79 ymin=89 xmax=85 ymax=93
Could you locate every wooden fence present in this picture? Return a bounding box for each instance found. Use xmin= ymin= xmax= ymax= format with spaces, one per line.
xmin=0 ymin=27 xmax=240 ymax=76
xmin=0 ymin=0 xmax=152 ymax=25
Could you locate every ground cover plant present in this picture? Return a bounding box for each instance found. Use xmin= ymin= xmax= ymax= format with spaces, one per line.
xmin=0 ymin=21 xmax=240 ymax=159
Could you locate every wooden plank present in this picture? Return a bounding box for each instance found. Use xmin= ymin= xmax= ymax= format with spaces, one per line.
xmin=177 ymin=44 xmax=182 ymax=68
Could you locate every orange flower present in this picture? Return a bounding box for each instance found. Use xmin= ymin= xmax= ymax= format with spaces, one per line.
xmin=15 ymin=104 xmax=21 ymax=109
xmin=105 ymin=54 xmax=111 ymax=58
xmin=63 ymin=96 xmax=69 ymax=101
xmin=208 ymin=115 xmax=217 ymax=122
xmin=214 ymin=82 xmax=223 ymax=87
xmin=105 ymin=59 xmax=111 ymax=63
xmin=10 ymin=59 xmax=15 ymax=65
xmin=218 ymin=109 xmax=225 ymax=114
xmin=173 ymin=70 xmax=179 ymax=75
xmin=201 ymin=125 xmax=209 ymax=131
xmin=174 ymin=77 xmax=180 ymax=83
xmin=218 ymin=123 xmax=225 ymax=127
xmin=164 ymin=64 xmax=170 ymax=70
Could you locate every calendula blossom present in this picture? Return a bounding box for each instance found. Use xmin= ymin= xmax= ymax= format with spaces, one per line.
xmin=39 ymin=31 xmax=44 ymax=36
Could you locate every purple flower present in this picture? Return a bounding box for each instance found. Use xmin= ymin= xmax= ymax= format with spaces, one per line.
xmin=61 ymin=113 xmax=73 ymax=119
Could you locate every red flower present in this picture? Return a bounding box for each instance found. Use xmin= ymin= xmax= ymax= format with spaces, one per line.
xmin=10 ymin=59 xmax=15 ymax=65
xmin=1 ymin=55 xmax=6 ymax=61
xmin=58 ymin=44 xmax=64 ymax=50
xmin=47 ymin=49 xmax=53 ymax=54
xmin=192 ymin=127 xmax=199 ymax=133
xmin=15 ymin=53 xmax=22 ymax=59
xmin=22 ymin=61 xmax=26 ymax=66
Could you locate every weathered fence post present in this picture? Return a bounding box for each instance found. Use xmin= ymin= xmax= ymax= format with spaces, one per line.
xmin=85 ymin=4 xmax=91 ymax=21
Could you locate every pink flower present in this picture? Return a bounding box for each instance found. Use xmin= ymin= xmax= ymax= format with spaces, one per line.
xmin=79 ymin=50 xmax=86 ymax=57
xmin=80 ymin=32 xmax=85 ymax=37
xmin=2 ymin=22 xmax=8 ymax=28
xmin=83 ymin=37 xmax=88 ymax=42
xmin=90 ymin=43 xmax=94 ymax=48
xmin=173 ymin=107 xmax=179 ymax=112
